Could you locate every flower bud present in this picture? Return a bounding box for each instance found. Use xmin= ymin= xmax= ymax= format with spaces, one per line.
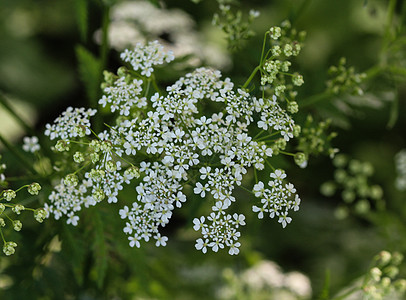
xmin=13 ymin=220 xmax=22 ymax=231
xmin=12 ymin=204 xmax=25 ymax=215
xmin=3 ymin=189 xmax=16 ymax=201
xmin=28 ymin=182 xmax=42 ymax=195
xmin=34 ymin=208 xmax=48 ymax=223
xmin=73 ymin=152 xmax=85 ymax=163
xmin=370 ymin=267 xmax=382 ymax=281
xmin=3 ymin=241 xmax=17 ymax=256
xmin=64 ymin=174 xmax=79 ymax=187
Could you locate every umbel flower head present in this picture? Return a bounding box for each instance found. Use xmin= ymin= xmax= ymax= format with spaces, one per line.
xmin=44 ymin=40 xmax=301 ymax=255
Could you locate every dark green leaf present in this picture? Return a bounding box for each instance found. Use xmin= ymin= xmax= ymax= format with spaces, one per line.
xmin=75 ymin=0 xmax=88 ymax=42
xmin=75 ymin=45 xmax=101 ymax=104
xmin=92 ymin=210 xmax=108 ymax=289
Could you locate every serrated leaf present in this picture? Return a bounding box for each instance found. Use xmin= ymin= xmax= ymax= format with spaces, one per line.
xmin=75 ymin=0 xmax=88 ymax=42
xmin=75 ymin=45 xmax=101 ymax=104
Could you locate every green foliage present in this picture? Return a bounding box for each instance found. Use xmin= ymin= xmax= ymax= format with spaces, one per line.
xmin=74 ymin=0 xmax=88 ymax=42
xmin=75 ymin=45 xmax=101 ymax=104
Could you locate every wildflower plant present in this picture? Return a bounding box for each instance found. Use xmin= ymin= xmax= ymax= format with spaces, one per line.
xmin=0 ymin=156 xmax=44 ymax=255
xmin=43 ymin=27 xmax=305 ymax=255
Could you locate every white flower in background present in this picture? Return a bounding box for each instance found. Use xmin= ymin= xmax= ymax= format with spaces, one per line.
xmin=395 ymin=149 xmax=406 ymax=191
xmin=218 ymin=260 xmax=312 ymax=299
xmin=94 ymin=0 xmax=231 ymax=69
xmin=120 ymin=40 xmax=175 ymax=77
xmin=22 ymin=136 xmax=40 ymax=153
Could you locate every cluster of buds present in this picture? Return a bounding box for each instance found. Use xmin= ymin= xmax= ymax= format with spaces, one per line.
xmin=320 ymin=154 xmax=384 ymax=219
xmin=260 ymin=21 xmax=305 ymax=105
xmin=212 ymin=2 xmax=260 ymax=50
xmin=0 ymin=182 xmax=43 ymax=255
xmin=296 ymin=115 xmax=338 ymax=165
xmin=362 ymin=251 xmax=406 ymax=299
xmin=326 ymin=57 xmax=367 ymax=96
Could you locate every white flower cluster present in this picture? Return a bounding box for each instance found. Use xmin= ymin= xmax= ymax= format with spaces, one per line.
xmin=100 ymin=0 xmax=232 ymax=69
xmin=395 ymin=149 xmax=406 ymax=191
xmin=252 ymin=169 xmax=300 ymax=228
xmin=99 ymin=77 xmax=147 ymax=116
xmin=255 ymin=96 xmax=294 ymax=141
xmin=45 ymin=132 xmax=138 ymax=225
xmin=45 ymin=40 xmax=300 ymax=255
xmin=44 ymin=107 xmax=97 ymax=141
xmin=193 ymin=202 xmax=246 ymax=255
xmin=120 ymin=40 xmax=174 ymax=77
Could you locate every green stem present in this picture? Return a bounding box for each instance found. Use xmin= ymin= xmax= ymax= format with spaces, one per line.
xmin=237 ymin=184 xmax=254 ymax=194
xmin=242 ymin=66 xmax=261 ymax=89
xmin=151 ymin=75 xmax=161 ymax=94
xmin=0 ymin=228 xmax=5 ymax=244
xmin=385 ymin=0 xmax=397 ymax=40
xmin=260 ymin=31 xmax=269 ymax=64
xmin=72 ymin=161 xmax=92 ymax=175
xmin=253 ymin=130 xmax=265 ymax=140
xmin=257 ymin=132 xmax=279 ymax=141
xmin=242 ymin=31 xmax=269 ymax=89
xmin=279 ymin=150 xmax=295 ymax=157
xmin=265 ymin=158 xmax=275 ymax=171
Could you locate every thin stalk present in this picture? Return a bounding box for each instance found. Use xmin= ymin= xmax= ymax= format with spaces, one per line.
xmin=0 ymin=228 xmax=5 ymax=244
xmin=242 ymin=66 xmax=261 ymax=89
xmin=279 ymin=150 xmax=295 ymax=157
xmin=242 ymin=31 xmax=269 ymax=89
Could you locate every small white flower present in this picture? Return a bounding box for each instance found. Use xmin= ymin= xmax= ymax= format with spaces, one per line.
xmin=155 ymin=233 xmax=168 ymax=247
xmin=195 ymin=238 xmax=208 ymax=253
xmin=129 ymin=235 xmax=141 ymax=248
xmin=193 ymin=216 xmax=205 ymax=231
xmin=22 ymin=136 xmax=40 ymax=153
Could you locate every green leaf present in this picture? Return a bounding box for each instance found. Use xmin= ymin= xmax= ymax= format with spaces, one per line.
xmin=92 ymin=210 xmax=108 ymax=289
xmin=318 ymin=269 xmax=330 ymax=300
xmin=75 ymin=45 xmax=101 ymax=104
xmin=75 ymin=0 xmax=88 ymax=42
xmin=61 ymin=223 xmax=87 ymax=286
xmin=386 ymin=90 xmax=399 ymax=129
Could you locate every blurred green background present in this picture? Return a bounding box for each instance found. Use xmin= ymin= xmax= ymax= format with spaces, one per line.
xmin=0 ymin=0 xmax=405 ymax=299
